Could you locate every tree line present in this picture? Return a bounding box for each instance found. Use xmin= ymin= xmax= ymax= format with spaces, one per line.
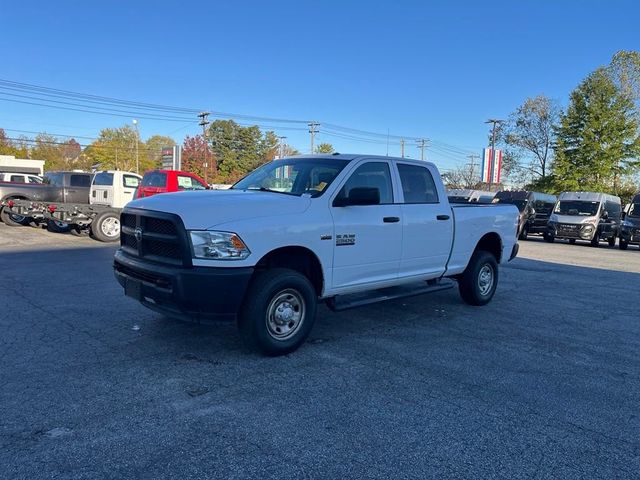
xmin=0 ymin=121 xmax=335 ymax=184
xmin=445 ymin=50 xmax=640 ymax=202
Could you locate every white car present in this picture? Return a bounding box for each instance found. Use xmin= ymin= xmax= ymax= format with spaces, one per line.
xmin=114 ymin=154 xmax=519 ymax=355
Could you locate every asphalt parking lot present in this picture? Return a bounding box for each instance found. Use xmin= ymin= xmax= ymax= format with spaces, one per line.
xmin=1 ymin=224 xmax=639 ymax=479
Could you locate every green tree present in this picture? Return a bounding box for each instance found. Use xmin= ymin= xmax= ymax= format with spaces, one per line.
xmin=315 ymin=142 xmax=335 ymax=154
xmin=84 ymin=125 xmax=155 ymax=173
xmin=145 ymin=135 xmax=175 ymax=167
xmin=208 ymin=120 xmax=278 ymax=182
xmin=30 ymin=134 xmax=65 ymax=170
xmin=553 ymin=68 xmax=640 ymax=193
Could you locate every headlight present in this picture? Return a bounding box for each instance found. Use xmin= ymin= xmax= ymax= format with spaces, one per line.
xmin=189 ymin=231 xmax=250 ymax=260
xmin=582 ymin=224 xmax=594 ymax=233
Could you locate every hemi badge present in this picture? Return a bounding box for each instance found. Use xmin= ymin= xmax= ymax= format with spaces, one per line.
xmin=320 ymin=235 xmax=332 ymax=241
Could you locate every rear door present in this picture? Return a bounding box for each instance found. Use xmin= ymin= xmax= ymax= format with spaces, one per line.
xmin=395 ymin=162 xmax=453 ymax=279
xmin=64 ymin=174 xmax=92 ymax=203
xmin=330 ymin=160 xmax=402 ymax=289
xmin=139 ymin=171 xmax=167 ymax=197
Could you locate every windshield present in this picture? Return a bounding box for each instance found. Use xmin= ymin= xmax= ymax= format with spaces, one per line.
xmin=495 ymin=198 xmax=527 ymax=211
xmin=232 ymin=158 xmax=349 ymax=197
xmin=555 ymin=200 xmax=600 ymax=216
xmin=628 ymin=203 xmax=640 ymax=217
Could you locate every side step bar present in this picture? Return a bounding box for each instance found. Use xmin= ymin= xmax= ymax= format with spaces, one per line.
xmin=325 ymin=279 xmax=455 ymax=312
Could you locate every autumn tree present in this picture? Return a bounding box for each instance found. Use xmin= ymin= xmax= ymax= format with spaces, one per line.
xmin=0 ymin=128 xmax=28 ymax=157
xmin=553 ymin=68 xmax=640 ymax=193
xmin=495 ymin=95 xmax=560 ymax=185
xmin=84 ymin=125 xmax=156 ymax=173
xmin=315 ymin=142 xmax=335 ymax=154
xmin=181 ymin=134 xmax=214 ymax=179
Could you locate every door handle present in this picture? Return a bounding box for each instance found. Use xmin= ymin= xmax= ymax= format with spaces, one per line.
xmin=383 ymin=216 xmax=400 ymax=223
xmin=437 ymin=215 xmax=450 ymax=221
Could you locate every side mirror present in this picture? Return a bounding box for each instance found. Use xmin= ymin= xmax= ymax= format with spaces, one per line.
xmin=602 ymin=211 xmax=609 ymax=220
xmin=529 ymin=208 xmax=536 ymax=216
xmin=621 ymin=211 xmax=626 ymax=220
xmin=333 ymin=187 xmax=380 ymax=207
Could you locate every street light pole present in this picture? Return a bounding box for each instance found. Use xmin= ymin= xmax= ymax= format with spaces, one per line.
xmin=132 ymin=119 xmax=139 ymax=174
xmin=485 ymin=119 xmax=504 ymax=190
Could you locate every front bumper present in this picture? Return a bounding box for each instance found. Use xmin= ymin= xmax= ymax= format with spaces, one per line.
xmin=547 ymin=223 xmax=598 ymax=241
xmin=620 ymin=227 xmax=640 ymax=244
xmin=114 ymin=249 xmax=254 ymax=322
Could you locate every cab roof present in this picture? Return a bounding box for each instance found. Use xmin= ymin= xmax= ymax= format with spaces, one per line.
xmin=286 ymin=153 xmax=438 ymax=169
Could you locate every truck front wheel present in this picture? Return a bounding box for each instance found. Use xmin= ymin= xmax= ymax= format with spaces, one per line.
xmin=91 ymin=211 xmax=120 ymax=242
xmin=238 ymin=268 xmax=317 ymax=356
xmin=458 ymin=250 xmax=499 ymax=306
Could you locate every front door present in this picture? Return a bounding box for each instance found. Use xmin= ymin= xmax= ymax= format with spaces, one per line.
xmin=330 ymin=161 xmax=402 ymax=290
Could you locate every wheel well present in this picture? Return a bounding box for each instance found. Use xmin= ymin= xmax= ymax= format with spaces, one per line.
xmin=254 ymin=246 xmax=324 ymax=295
xmin=475 ymin=232 xmax=502 ymax=263
xmin=1 ymin=195 xmax=29 ymax=203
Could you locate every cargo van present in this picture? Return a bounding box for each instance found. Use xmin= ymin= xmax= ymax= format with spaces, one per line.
xmin=619 ymin=193 xmax=640 ymax=250
xmin=493 ymin=191 xmax=557 ymax=239
xmin=545 ymin=192 xmax=621 ymax=247
xmin=447 ymin=189 xmax=496 ymax=204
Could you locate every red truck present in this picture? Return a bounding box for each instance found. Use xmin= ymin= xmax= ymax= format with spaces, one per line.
xmin=136 ymin=170 xmax=208 ymax=199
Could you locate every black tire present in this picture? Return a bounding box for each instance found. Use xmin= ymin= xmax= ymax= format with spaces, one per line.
xmin=91 ymin=211 xmax=120 ymax=242
xmin=238 ymin=268 xmax=317 ymax=356
xmin=590 ymin=231 xmax=600 ymax=247
xmin=458 ymin=250 xmax=499 ymax=306
xmin=519 ymin=225 xmax=528 ymax=240
xmin=0 ymin=207 xmax=29 ymax=227
xmin=619 ymin=239 xmax=628 ymax=250
xmin=568 ymin=238 xmax=576 ymax=244
xmin=70 ymin=226 xmax=90 ymax=237
xmin=47 ymin=219 xmax=71 ymax=233
xmin=543 ymin=232 xmax=555 ymax=243
xmin=607 ymin=236 xmax=616 ymax=247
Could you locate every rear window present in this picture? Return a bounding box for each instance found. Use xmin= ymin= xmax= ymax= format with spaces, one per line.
xmin=93 ymin=172 xmax=114 ymax=186
xmin=70 ymin=174 xmax=91 ymax=188
xmin=398 ymin=164 xmax=439 ymax=204
xmin=177 ymin=175 xmax=207 ymax=190
xmin=10 ymin=175 xmax=25 ymax=183
xmin=142 ymin=172 xmax=167 ymax=188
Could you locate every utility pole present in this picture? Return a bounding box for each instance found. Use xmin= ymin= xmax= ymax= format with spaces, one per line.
xmin=485 ymin=119 xmax=504 ymax=190
xmin=132 ymin=119 xmax=139 ymax=174
xmin=400 ymin=138 xmax=405 ymax=158
xmin=467 ymin=154 xmax=480 ymax=186
xmin=278 ymin=136 xmax=287 ymax=158
xmin=308 ymin=122 xmax=320 ymax=153
xmin=198 ymin=111 xmax=210 ymax=184
xmin=416 ymin=138 xmax=428 ymax=161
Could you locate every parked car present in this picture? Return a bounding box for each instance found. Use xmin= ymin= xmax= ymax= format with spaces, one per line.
xmin=545 ymin=192 xmax=621 ymax=247
xmin=493 ymin=191 xmax=557 ymax=239
xmin=447 ymin=189 xmax=496 ymax=204
xmin=0 ymin=172 xmax=43 ymax=184
xmin=619 ymin=193 xmax=640 ymax=250
xmin=136 ymin=169 xmax=208 ymax=199
xmin=115 ymin=154 xmax=519 ymax=356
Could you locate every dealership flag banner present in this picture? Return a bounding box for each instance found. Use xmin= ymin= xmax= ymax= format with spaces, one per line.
xmin=481 ymin=148 xmax=502 ymax=184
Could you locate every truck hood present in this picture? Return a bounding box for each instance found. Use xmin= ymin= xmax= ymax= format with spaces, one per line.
xmin=126 ymin=189 xmax=312 ymax=229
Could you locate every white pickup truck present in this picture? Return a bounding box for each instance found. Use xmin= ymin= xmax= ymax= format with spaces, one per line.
xmin=114 ymin=154 xmax=519 ymax=355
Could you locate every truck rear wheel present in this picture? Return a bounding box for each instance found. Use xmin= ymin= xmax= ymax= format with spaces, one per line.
xmin=91 ymin=211 xmax=120 ymax=242
xmin=607 ymin=236 xmax=616 ymax=247
xmin=458 ymin=250 xmax=499 ymax=306
xmin=238 ymin=268 xmax=317 ymax=356
xmin=0 ymin=207 xmax=29 ymax=227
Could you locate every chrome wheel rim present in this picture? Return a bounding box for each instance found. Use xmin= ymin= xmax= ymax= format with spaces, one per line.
xmin=478 ymin=264 xmax=494 ymax=296
xmin=101 ymin=217 xmax=120 ymax=237
xmin=266 ymin=289 xmax=305 ymax=341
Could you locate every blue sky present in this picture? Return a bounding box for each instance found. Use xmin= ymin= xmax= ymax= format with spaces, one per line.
xmin=1 ymin=0 xmax=638 ymax=171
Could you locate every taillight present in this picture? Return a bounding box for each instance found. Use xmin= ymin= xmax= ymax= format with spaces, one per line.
xmin=7 ymin=200 xmax=14 ymax=208
xmin=48 ymin=204 xmax=57 ymax=213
